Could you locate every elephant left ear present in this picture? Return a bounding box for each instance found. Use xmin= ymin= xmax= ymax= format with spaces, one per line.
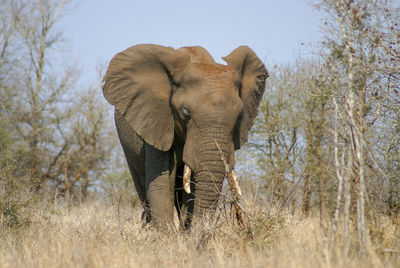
xmin=222 ymin=46 xmax=268 ymax=150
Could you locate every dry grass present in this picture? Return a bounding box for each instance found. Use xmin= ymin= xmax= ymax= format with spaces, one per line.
xmin=1 ymin=186 xmax=399 ymax=268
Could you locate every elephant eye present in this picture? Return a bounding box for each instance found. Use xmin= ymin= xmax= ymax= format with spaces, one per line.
xmin=181 ymin=106 xmax=191 ymax=120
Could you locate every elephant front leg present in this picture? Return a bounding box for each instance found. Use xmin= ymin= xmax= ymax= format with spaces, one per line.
xmin=145 ymin=143 xmax=175 ymax=227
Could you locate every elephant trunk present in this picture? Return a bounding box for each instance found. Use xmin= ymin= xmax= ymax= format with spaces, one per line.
xmin=192 ymin=169 xmax=224 ymax=217
xmin=186 ymin=127 xmax=233 ymax=219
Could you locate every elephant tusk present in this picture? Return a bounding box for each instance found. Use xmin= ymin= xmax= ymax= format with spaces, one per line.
xmin=183 ymin=164 xmax=191 ymax=194
xmin=230 ymin=170 xmax=242 ymax=198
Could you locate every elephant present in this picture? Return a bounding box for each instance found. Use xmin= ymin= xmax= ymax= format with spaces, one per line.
xmin=102 ymin=44 xmax=268 ymax=229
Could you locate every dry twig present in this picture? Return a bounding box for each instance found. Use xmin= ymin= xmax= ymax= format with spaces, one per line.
xmin=214 ymin=140 xmax=253 ymax=240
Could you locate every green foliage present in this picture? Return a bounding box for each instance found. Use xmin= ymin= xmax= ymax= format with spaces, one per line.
xmin=0 ymin=152 xmax=35 ymax=230
xmin=0 ymin=118 xmax=12 ymax=151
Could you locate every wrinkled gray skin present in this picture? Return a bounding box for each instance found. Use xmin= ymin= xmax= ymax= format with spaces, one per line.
xmin=103 ymin=44 xmax=268 ymax=229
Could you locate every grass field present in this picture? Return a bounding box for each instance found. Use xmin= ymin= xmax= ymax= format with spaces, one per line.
xmin=1 ymin=184 xmax=399 ymax=268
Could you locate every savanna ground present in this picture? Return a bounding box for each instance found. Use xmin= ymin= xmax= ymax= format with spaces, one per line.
xmin=1 ymin=180 xmax=399 ymax=268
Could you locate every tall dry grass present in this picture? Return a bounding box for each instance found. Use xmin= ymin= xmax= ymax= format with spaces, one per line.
xmin=1 ymin=182 xmax=399 ymax=268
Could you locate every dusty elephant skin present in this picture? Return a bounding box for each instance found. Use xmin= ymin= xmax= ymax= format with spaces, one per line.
xmin=102 ymin=44 xmax=268 ymax=229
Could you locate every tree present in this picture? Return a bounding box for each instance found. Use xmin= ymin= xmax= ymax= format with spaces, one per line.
xmin=242 ymin=65 xmax=303 ymax=203
xmin=313 ymin=0 xmax=400 ymax=255
xmin=0 ymin=0 xmax=120 ymax=200
xmin=56 ymin=79 xmax=118 ymax=201
xmin=240 ymin=0 xmax=399 ymax=257
xmin=294 ymin=61 xmax=331 ymax=218
xmin=0 ymin=1 xmax=23 ymax=151
xmin=0 ymin=0 xmax=76 ymax=191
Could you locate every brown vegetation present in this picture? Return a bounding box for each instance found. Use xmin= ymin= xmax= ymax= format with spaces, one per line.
xmin=1 ymin=0 xmax=400 ymax=266
xmin=1 ymin=180 xmax=399 ymax=267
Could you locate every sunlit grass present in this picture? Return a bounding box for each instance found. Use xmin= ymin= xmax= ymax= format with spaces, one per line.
xmin=1 ymin=184 xmax=399 ymax=268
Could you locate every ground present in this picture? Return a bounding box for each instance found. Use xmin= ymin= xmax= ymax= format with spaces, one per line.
xmin=1 ymin=184 xmax=399 ymax=268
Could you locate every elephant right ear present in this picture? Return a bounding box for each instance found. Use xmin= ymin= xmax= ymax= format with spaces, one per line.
xmin=103 ymin=44 xmax=189 ymax=151
xmin=223 ymin=46 xmax=268 ymax=150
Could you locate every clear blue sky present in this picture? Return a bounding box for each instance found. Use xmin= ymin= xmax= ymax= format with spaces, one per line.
xmin=60 ymin=0 xmax=322 ymax=83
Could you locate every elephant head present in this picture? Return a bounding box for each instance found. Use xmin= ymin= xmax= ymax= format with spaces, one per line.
xmin=103 ymin=44 xmax=267 ymax=226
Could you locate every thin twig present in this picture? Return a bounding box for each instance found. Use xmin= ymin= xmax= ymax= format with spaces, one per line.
xmin=214 ymin=140 xmax=253 ymax=240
